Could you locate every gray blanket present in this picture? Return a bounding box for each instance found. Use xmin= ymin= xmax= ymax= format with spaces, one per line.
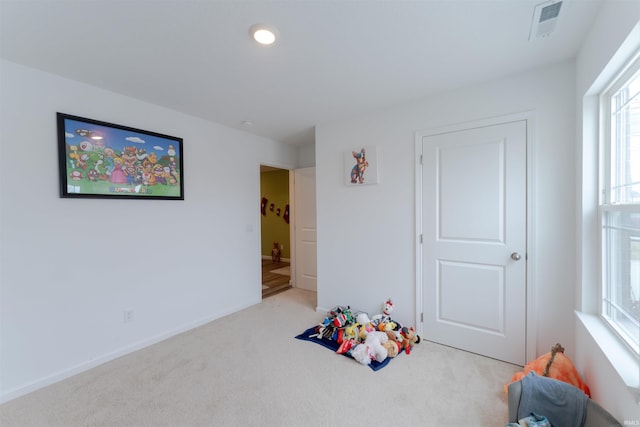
xmin=518 ymin=372 xmax=588 ymax=427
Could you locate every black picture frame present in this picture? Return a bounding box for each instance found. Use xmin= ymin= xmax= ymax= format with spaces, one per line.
xmin=57 ymin=113 xmax=184 ymax=200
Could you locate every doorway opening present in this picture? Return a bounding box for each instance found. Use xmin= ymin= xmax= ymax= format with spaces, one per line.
xmin=260 ymin=165 xmax=292 ymax=298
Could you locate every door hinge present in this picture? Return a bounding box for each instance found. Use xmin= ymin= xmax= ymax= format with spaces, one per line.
xmin=419 ymin=154 xmax=423 ymax=165
xmin=419 ymin=234 xmax=423 ymax=244
xmin=421 ymin=312 xmax=424 ymax=322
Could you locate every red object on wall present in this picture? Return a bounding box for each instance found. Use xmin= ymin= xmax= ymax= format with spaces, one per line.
xmin=261 ymin=197 xmax=267 ymax=215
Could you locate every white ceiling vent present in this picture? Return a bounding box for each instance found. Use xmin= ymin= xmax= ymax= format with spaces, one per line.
xmin=529 ymin=0 xmax=563 ymax=40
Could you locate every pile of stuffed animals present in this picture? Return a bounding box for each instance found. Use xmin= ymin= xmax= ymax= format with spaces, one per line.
xmin=309 ymin=299 xmax=420 ymax=366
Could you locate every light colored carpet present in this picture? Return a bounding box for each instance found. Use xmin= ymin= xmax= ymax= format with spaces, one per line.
xmin=0 ymin=288 xmax=521 ymax=427
xmin=270 ymin=266 xmax=290 ymax=276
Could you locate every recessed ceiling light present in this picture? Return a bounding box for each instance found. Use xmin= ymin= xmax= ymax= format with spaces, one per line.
xmin=249 ymin=24 xmax=277 ymax=45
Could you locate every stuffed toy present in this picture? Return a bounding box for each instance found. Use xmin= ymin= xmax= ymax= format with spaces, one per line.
xmin=351 ymin=331 xmax=389 ymax=365
xmin=368 ymin=331 xmax=390 ymax=362
xmin=351 ymin=343 xmax=373 ymax=365
xmin=323 ymin=325 xmax=338 ymax=341
xmin=328 ymin=305 xmax=350 ymax=318
xmin=358 ymin=322 xmax=376 ymax=341
xmin=382 ymin=340 xmax=400 ymax=358
xmin=384 ymin=328 xmax=403 ymax=344
xmin=382 ymin=299 xmax=394 ymax=316
xmin=309 ymin=317 xmax=331 ymax=339
xmin=343 ymin=323 xmax=360 ymax=342
xmin=504 ymin=343 xmax=591 ymax=397
xmin=377 ymin=320 xmax=398 ymax=332
xmin=336 ymin=339 xmax=356 ymax=355
xmin=385 ymin=330 xmax=399 ymax=342
xmin=355 ymin=312 xmax=371 ymax=325
xmin=399 ymin=326 xmax=420 ymax=355
xmin=312 ymin=306 xmax=355 ymax=341
xmin=328 ymin=306 xmax=353 ymax=327
xmin=372 ymin=298 xmax=394 ymax=324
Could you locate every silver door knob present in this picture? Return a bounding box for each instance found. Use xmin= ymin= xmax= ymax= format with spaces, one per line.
xmin=511 ymin=252 xmax=521 ymax=261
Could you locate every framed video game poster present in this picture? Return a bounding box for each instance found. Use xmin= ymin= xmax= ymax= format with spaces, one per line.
xmin=57 ymin=113 xmax=184 ymax=200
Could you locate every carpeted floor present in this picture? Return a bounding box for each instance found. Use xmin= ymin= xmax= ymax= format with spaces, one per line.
xmin=0 ymin=288 xmax=521 ymax=427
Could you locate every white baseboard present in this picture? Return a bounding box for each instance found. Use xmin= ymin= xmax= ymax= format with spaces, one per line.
xmin=0 ymin=298 xmax=259 ymax=404
xmin=261 ymin=255 xmax=291 ymax=262
xmin=316 ymin=305 xmax=330 ymax=314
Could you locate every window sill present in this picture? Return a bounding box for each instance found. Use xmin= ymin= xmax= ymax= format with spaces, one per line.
xmin=575 ymin=311 xmax=640 ymax=404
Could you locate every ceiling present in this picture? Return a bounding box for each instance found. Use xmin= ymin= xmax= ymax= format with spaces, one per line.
xmin=0 ymin=0 xmax=603 ymax=146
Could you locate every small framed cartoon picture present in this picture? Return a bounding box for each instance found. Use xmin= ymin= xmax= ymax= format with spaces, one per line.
xmin=344 ymin=146 xmax=379 ymax=185
xmin=57 ymin=113 xmax=184 ymax=200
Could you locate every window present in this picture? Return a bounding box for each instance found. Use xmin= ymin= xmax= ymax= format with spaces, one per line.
xmin=601 ymin=55 xmax=640 ymax=354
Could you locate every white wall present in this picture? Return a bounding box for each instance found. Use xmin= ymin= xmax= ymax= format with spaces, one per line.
xmin=315 ymin=61 xmax=578 ymax=360
xmin=0 ymin=60 xmax=297 ymax=402
xmin=297 ymin=142 xmax=316 ymax=168
xmin=575 ymin=0 xmax=640 ymax=421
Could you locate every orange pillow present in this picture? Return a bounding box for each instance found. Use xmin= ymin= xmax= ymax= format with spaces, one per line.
xmin=504 ymin=343 xmax=591 ymax=397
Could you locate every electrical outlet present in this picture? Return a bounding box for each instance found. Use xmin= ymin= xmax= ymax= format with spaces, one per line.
xmin=123 ymin=309 xmax=134 ymax=323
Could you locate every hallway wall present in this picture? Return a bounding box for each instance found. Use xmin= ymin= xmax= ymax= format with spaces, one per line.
xmin=260 ymin=169 xmax=291 ymax=259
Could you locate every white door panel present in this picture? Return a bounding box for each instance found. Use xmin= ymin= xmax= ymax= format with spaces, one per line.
xmin=294 ymin=167 xmax=317 ymax=292
xmin=422 ymin=120 xmax=526 ymax=365
xmin=438 ymin=140 xmax=504 ymax=242
xmin=438 ymin=260 xmax=505 ymax=334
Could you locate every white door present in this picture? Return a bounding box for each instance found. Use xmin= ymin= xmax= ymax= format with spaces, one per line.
xmin=421 ymin=120 xmax=527 ymax=365
xmin=294 ymin=167 xmax=317 ymax=291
